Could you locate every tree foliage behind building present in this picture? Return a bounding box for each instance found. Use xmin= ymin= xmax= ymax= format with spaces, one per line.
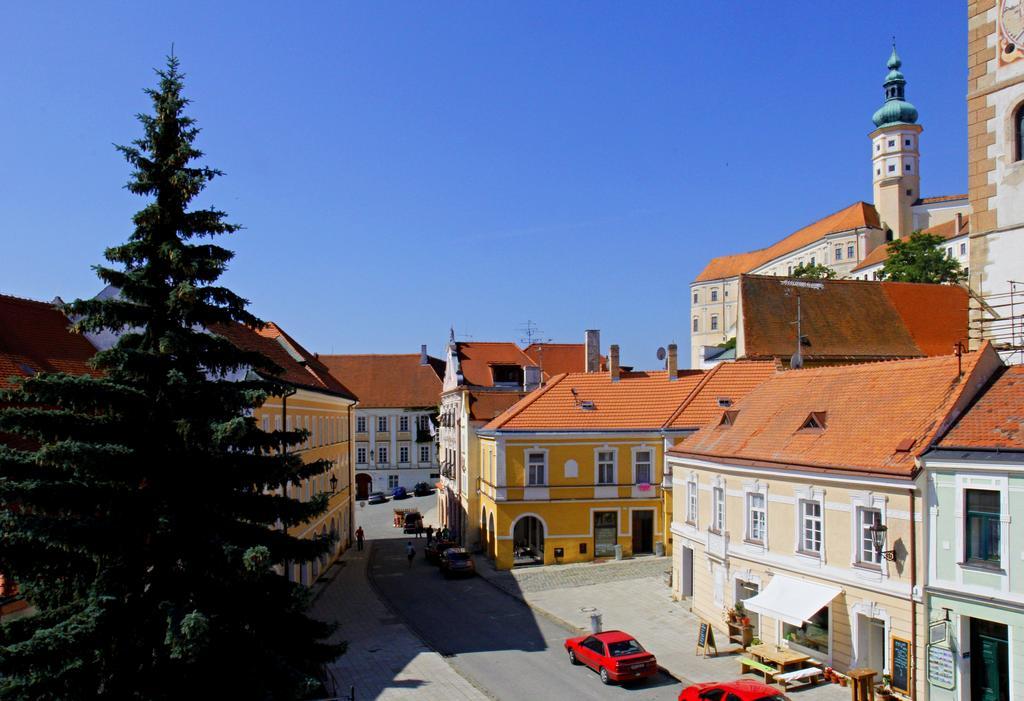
xmin=878 ymin=231 xmax=964 ymax=283
xmin=790 ymin=262 xmax=837 ymax=280
xmin=0 ymin=57 xmax=340 ymax=700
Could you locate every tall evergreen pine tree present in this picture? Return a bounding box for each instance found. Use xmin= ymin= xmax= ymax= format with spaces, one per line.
xmin=0 ymin=57 xmax=340 ymax=700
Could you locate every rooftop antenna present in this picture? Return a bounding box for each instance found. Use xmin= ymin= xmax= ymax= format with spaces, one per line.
xmin=519 ymin=320 xmax=551 ymax=381
xmin=790 ymin=296 xmax=804 ymax=369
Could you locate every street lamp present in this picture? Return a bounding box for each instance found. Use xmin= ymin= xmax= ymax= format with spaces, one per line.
xmin=329 ymin=472 xmax=338 ymax=493
xmin=868 ymin=522 xmax=897 ymax=562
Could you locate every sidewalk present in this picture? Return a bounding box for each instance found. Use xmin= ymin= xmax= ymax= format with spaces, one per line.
xmin=311 ymin=543 xmax=488 ymax=701
xmin=473 ymin=554 xmax=848 ymax=700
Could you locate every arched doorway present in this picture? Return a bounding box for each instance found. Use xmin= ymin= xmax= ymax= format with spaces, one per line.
xmin=487 ymin=513 xmax=496 ymax=559
xmin=512 ymin=515 xmax=545 ymax=567
xmin=355 ymin=473 xmax=372 ymax=500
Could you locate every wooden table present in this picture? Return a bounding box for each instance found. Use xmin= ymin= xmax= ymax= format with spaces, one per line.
xmin=746 ymin=643 xmax=811 ymax=675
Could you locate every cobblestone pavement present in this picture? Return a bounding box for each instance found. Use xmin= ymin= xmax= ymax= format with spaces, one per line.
xmin=477 ymin=554 xmax=671 ymax=594
xmin=474 ymin=557 xmax=849 ymax=701
xmin=310 ymin=541 xmax=488 ymax=701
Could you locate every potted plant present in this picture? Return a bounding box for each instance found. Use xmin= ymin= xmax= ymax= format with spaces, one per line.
xmin=876 ymin=675 xmax=896 ymax=700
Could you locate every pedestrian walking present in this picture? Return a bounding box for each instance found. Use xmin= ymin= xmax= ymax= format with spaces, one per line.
xmin=426 ymin=525 xmax=434 ymax=545
xmin=440 ymin=526 xmax=450 ymax=541
xmin=355 ymin=526 xmax=364 ymax=551
xmin=405 ymin=541 xmax=415 ymax=568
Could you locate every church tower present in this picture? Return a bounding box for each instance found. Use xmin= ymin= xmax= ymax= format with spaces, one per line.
xmin=870 ymin=45 xmax=922 ymax=239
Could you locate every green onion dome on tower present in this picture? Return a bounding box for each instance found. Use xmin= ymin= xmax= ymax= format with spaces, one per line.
xmin=872 ymin=45 xmax=918 ymax=128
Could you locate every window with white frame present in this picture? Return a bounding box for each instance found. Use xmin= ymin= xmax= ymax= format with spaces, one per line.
xmin=527 ymin=452 xmax=546 ymax=486
xmin=834 ymin=245 xmax=842 ymax=261
xmin=377 ymin=416 xmax=388 ymax=433
xmin=960 ymin=242 xmax=967 ymax=256
xmin=357 ymin=447 xmax=367 ymax=464
xmin=388 ymin=475 xmax=399 ymax=489
xmin=800 ymin=500 xmax=823 ymax=555
xmin=710 ymin=315 xmax=719 ymax=331
xmin=399 ymin=446 xmax=409 ymax=464
xmin=712 ymin=486 xmax=725 ymax=532
xmin=748 ymin=492 xmax=766 ymax=544
xmin=847 ymin=244 xmax=855 ymax=259
xmin=356 ymin=416 xmax=367 ymax=433
xmin=399 ymin=416 xmax=409 ymax=432
xmin=686 ymin=478 xmax=698 ymax=523
xmin=597 ymin=450 xmax=615 ymax=484
xmin=377 ymin=446 xmax=388 ymax=464
xmin=633 ymin=450 xmax=652 ymax=485
xmin=419 ymin=445 xmax=430 ymax=463
xmin=857 ymin=507 xmax=882 ymax=566
xmin=711 ymin=289 xmax=719 ymax=302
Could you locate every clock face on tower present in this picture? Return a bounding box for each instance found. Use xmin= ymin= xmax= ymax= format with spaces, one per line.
xmin=1000 ymin=0 xmax=1024 ymax=65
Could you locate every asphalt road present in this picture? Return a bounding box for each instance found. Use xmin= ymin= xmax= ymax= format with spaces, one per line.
xmin=368 ymin=533 xmax=682 ymax=701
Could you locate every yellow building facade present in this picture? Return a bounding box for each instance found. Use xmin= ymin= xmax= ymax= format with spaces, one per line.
xmin=478 ymin=433 xmax=669 ymax=569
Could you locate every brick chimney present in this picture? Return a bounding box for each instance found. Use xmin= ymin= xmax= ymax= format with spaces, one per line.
xmin=667 ymin=343 xmax=678 ymax=380
xmin=585 ymin=330 xmax=601 ymax=373
xmin=420 ymin=344 xmax=428 ymax=365
xmin=609 ymin=344 xmax=620 ymax=382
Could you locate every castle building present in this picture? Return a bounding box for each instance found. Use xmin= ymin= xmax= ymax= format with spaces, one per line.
xmin=690 ymin=48 xmax=970 ymax=368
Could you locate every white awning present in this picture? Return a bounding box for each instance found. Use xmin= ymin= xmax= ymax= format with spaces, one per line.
xmin=742 ymin=574 xmax=841 ymax=627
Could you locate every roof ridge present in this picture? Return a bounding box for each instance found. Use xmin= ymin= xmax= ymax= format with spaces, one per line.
xmin=319 ymin=353 xmax=427 ymax=359
xmin=486 ymin=373 xmax=569 ymax=430
xmin=0 ymin=292 xmax=61 ymax=308
xmin=662 ymin=364 xmax=720 ymax=428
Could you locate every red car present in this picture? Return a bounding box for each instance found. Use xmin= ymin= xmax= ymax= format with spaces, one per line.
xmin=563 ymin=630 xmax=658 ymax=685
xmin=678 ymin=679 xmax=789 ymax=701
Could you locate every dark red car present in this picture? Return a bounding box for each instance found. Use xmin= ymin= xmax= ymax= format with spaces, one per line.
xmin=678 ymin=679 xmax=789 ymax=701
xmin=563 ymin=630 xmax=658 ymax=685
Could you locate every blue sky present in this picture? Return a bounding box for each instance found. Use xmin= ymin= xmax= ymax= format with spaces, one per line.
xmin=1 ymin=2 xmax=967 ymax=368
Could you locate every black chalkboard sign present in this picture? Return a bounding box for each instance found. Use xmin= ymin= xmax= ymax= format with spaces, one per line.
xmin=696 ymin=621 xmax=717 ymax=656
xmin=891 ymin=636 xmax=911 ymax=694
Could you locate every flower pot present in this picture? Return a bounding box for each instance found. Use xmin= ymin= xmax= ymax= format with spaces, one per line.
xmin=740 ymin=617 xmax=750 ymax=626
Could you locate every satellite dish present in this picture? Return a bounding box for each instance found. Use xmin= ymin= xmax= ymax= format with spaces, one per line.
xmin=656 ymin=347 xmax=666 ymax=361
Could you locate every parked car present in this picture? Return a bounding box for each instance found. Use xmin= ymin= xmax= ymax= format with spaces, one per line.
xmin=403 ymin=510 xmax=423 ymax=534
xmin=391 ymin=485 xmax=408 ymax=499
xmin=439 ymin=547 xmax=476 ymax=578
xmin=366 ymin=491 xmax=387 ymax=505
xmin=425 ymin=539 xmax=458 ymax=564
xmin=678 ymin=680 xmax=789 ymax=701
xmin=564 ymin=631 xmax=658 ymax=685
xmin=413 ymin=481 xmax=432 ymax=497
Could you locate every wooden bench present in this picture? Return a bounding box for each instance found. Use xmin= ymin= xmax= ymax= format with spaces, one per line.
xmin=774 ymin=666 xmax=823 ymax=691
xmin=739 ymin=657 xmax=780 ymax=681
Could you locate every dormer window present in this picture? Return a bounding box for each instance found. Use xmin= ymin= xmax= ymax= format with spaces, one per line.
xmin=491 ymin=364 xmax=523 ymax=386
xmin=798 ymin=411 xmax=827 ymax=432
xmin=719 ymin=410 xmax=740 ymax=427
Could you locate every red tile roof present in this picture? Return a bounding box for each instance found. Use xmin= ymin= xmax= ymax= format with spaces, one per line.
xmin=695 ymin=202 xmax=880 ymax=283
xmin=454 ymin=342 xmax=538 ymax=387
xmin=485 ymin=370 xmax=706 ymax=431
xmin=669 ymin=345 xmax=1002 ymax=476
xmin=915 ymin=194 xmax=968 ymax=205
xmin=522 ymin=343 xmax=605 ymax=377
xmin=665 ymin=361 xmax=780 ymax=429
xmin=209 ymin=322 xmax=356 ymax=400
xmin=739 ymin=275 xmax=968 ymax=362
xmin=851 ymin=217 xmax=969 ymax=273
xmin=0 ymin=293 xmax=99 ymax=389
xmin=319 ymin=354 xmax=443 ymax=408
xmin=939 ymin=365 xmax=1024 ymax=450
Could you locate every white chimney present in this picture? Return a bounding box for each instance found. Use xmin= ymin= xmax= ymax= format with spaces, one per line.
xmin=524 ymin=365 xmax=541 ymax=392
xmin=585 ymin=330 xmax=601 ymax=372
xmin=420 ymin=344 xmax=428 ymax=365
xmin=609 ymin=344 xmax=620 ymax=382
xmin=667 ymin=343 xmax=678 ymax=380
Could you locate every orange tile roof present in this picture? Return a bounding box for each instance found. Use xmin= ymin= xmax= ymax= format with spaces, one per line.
xmin=939 ymin=365 xmax=1024 ymax=450
xmin=455 ymin=342 xmax=538 ymax=387
xmin=739 ymin=275 xmax=967 ymax=362
xmin=319 ymin=354 xmax=443 ymax=408
xmin=485 ymin=370 xmax=707 ymax=431
xmin=915 ymin=194 xmax=968 ymax=204
xmin=665 ymin=361 xmax=780 ymax=429
xmin=880 ymin=282 xmax=969 ymax=356
xmin=695 ymin=202 xmax=880 ymax=283
xmin=851 ymin=216 xmax=969 ymax=273
xmin=0 ymin=293 xmax=99 ymax=389
xmin=522 ymin=343 xmax=605 ymax=377
xmin=209 ymin=322 xmax=356 ymax=400
xmin=668 ymin=345 xmax=1001 ymax=476
xmin=469 ymin=390 xmax=530 ymax=422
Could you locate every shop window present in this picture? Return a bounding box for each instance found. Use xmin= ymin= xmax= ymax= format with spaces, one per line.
xmin=784 ymin=606 xmax=830 ymax=655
